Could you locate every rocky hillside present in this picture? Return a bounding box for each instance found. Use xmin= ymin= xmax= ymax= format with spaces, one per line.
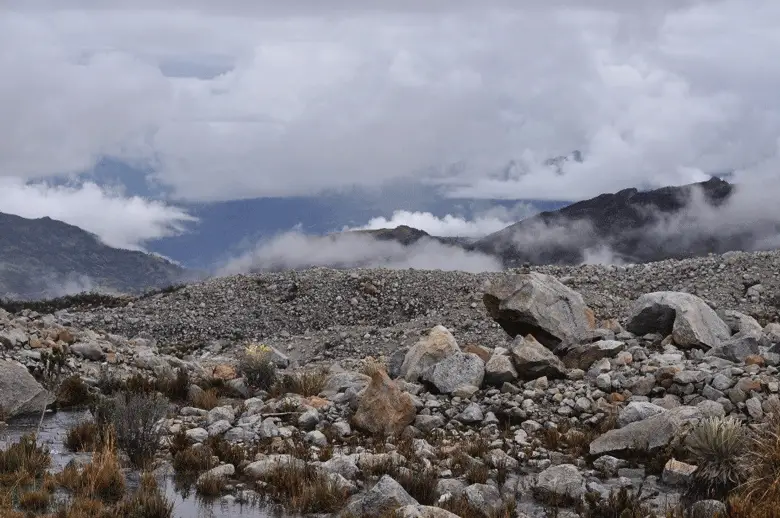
xmin=0 ymin=211 xmax=190 ymax=300
xmin=63 ymin=249 xmax=780 ymax=364
xmin=1 ymin=249 xmax=780 ymax=517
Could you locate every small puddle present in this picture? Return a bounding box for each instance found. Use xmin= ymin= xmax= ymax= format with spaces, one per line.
xmin=3 ymin=410 xmax=285 ymax=518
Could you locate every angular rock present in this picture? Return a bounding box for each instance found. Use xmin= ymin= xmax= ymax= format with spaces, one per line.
xmin=592 ymin=455 xmax=627 ymax=477
xmin=352 ymin=367 xmax=417 ymax=436
xmin=414 ymin=415 xmax=445 ymax=433
xmin=207 ymin=406 xmax=235 ymax=426
xmin=321 ymin=371 xmax=371 ymax=396
xmin=720 ymin=310 xmax=763 ymax=336
xmin=396 ymin=505 xmax=461 ymax=518
xmin=457 ymin=403 xmax=484 ymax=424
xmin=401 ymin=326 xmax=459 ymax=382
xmin=662 ymin=458 xmax=697 ymax=486
xmin=617 ymin=402 xmax=667 ymax=428
xmin=421 ymin=353 xmax=484 ymax=394
xmin=0 ymin=328 xmax=27 ymax=348
xmin=691 ymin=500 xmax=727 ymax=518
xmin=484 ymin=354 xmax=518 ymax=386
xmin=707 ymin=334 xmax=760 ymax=363
xmin=626 ymin=292 xmax=730 ymax=349
xmin=562 ymin=340 xmax=625 ymax=369
xmin=343 ymin=475 xmax=418 ymax=517
xmin=298 ymin=409 xmax=320 ymax=431
xmin=70 ymin=342 xmax=105 ymax=361
xmin=589 ymin=406 xmax=702 ymax=456
xmin=245 ymin=455 xmax=305 ymax=479
xmin=510 ymin=335 xmax=566 ymax=380
xmin=0 ymin=360 xmax=54 ymax=418
xmin=197 ymin=464 xmax=235 ymax=485
xmin=483 ymin=272 xmax=594 ymax=347
xmin=534 ymin=464 xmax=584 ymax=503
xmin=463 ymin=484 xmax=504 ymax=517
xmin=186 ymin=428 xmax=208 ymax=443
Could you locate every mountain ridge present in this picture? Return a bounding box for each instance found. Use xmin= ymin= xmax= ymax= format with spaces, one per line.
xmin=0 ymin=211 xmax=190 ymax=300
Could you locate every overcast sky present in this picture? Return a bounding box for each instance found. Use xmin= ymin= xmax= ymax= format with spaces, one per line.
xmin=3 ymin=0 xmax=780 ymax=248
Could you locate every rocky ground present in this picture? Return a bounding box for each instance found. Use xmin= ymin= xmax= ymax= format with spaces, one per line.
xmin=2 ymin=249 xmax=780 ymax=517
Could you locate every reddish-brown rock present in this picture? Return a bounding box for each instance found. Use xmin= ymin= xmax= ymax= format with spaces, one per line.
xmin=352 ymin=368 xmax=416 ymax=437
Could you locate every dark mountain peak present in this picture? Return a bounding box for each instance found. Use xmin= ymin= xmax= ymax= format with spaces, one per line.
xmin=471 ymin=177 xmax=742 ymax=265
xmin=0 ymin=211 xmax=188 ymax=300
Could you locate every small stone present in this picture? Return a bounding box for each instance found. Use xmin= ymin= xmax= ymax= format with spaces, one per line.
xmin=662 ymin=458 xmax=697 ymax=486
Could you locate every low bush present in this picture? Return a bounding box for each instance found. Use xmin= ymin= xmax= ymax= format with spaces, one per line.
xmin=195 ymin=474 xmax=225 ymax=498
xmin=262 ymin=460 xmax=347 ymax=514
xmin=57 ymin=375 xmax=93 ymax=408
xmin=65 ymin=422 xmax=103 ymax=452
xmin=272 ymin=368 xmax=329 ymax=397
xmin=0 ymin=434 xmax=51 ymax=482
xmin=238 ymin=343 xmax=276 ymax=390
xmin=107 ymin=392 xmax=169 ymax=467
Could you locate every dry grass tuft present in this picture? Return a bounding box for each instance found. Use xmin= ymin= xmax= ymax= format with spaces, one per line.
xmin=172 ymin=446 xmax=214 ymax=476
xmin=195 ymin=474 xmax=225 ymax=498
xmin=65 ymin=422 xmax=103 ymax=452
xmin=18 ymin=487 xmax=51 ymax=512
xmin=262 ymin=460 xmax=347 ymax=514
xmin=66 ymin=432 xmax=127 ymax=503
xmin=0 ymin=434 xmax=51 ymax=482
xmin=115 ymin=472 xmax=174 ymax=518
xmin=271 ymin=368 xmax=329 ymax=397
xmin=191 ymin=388 xmax=220 ymax=411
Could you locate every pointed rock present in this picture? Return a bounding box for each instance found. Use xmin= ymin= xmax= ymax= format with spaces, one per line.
xmin=352 ymin=367 xmax=417 ymax=436
xmin=510 ymin=335 xmax=566 ymax=380
xmin=401 ymin=326 xmax=459 ymax=382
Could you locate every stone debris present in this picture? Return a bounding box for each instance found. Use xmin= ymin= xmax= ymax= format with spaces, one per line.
xmin=2 ymin=249 xmax=780 ymax=516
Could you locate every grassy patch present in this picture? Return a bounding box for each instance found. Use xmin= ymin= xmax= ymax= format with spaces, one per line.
xmin=191 ymin=388 xmax=220 ymax=411
xmin=262 ymin=461 xmax=347 ymax=514
xmin=65 ymin=422 xmax=103 ymax=452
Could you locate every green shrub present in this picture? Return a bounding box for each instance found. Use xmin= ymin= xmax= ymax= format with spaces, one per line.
xmin=685 ymin=416 xmax=748 ymax=494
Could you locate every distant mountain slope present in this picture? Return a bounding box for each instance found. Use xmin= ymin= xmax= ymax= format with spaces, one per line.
xmin=343 ymin=225 xmax=474 ymax=248
xmin=0 ymin=212 xmax=189 ymax=300
xmin=470 ymin=177 xmax=745 ymax=265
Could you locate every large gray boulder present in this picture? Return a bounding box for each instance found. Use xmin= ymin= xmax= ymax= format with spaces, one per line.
xmin=421 ymin=353 xmax=484 ymax=394
xmin=401 ymin=326 xmax=459 ymax=382
xmin=534 ymin=464 xmax=585 ymax=503
xmin=510 ymin=335 xmax=566 ymax=380
xmin=482 ymin=273 xmax=594 ymax=348
xmin=626 ymin=292 xmax=730 ymax=349
xmin=589 ymin=406 xmax=702 ymax=456
xmin=343 ymin=475 xmax=417 ymax=517
xmin=0 ymin=360 xmax=54 ymax=418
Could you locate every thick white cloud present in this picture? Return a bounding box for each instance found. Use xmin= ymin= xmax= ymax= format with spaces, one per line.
xmin=351 ymin=203 xmax=538 ymax=238
xmin=218 ymin=229 xmax=501 ymax=275
xmin=3 ymin=0 xmax=780 ymax=202
xmin=0 ymin=179 xmax=196 ymax=250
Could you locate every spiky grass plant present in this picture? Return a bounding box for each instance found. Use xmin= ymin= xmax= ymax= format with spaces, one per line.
xmin=685 ymin=416 xmax=748 ymax=495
